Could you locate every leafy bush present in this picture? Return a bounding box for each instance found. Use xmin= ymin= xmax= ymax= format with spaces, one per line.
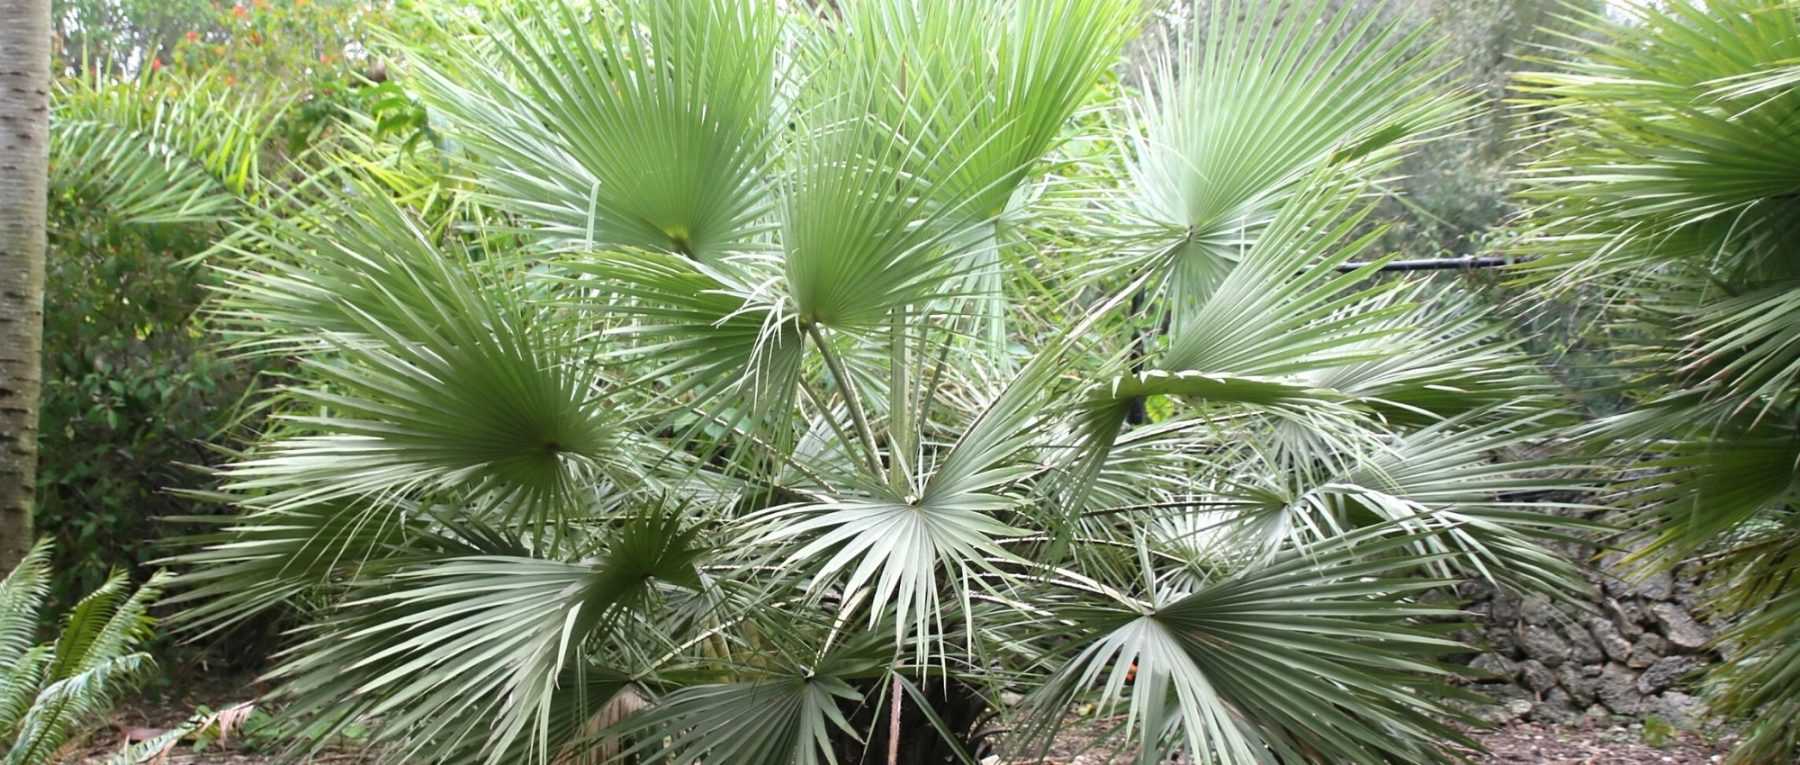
xmin=0 ymin=540 xmax=169 ymax=765
xmin=35 ymin=217 xmax=260 ymax=610
xmin=36 ymin=72 xmax=275 ymax=612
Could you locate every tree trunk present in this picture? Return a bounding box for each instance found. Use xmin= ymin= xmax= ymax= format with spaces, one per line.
xmin=0 ymin=0 xmax=50 ymax=571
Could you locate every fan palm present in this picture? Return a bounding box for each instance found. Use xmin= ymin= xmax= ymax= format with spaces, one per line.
xmin=1513 ymin=1 xmax=1800 ymax=761
xmin=172 ymin=1 xmax=1592 ymax=762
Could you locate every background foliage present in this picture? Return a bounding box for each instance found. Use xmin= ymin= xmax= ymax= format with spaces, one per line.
xmin=35 ymin=0 xmax=418 ymax=617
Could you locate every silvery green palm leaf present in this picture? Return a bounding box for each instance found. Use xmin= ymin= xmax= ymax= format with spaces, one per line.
xmin=802 ymin=0 xmax=1141 ymax=358
xmin=411 ymin=0 xmax=783 ymax=260
xmin=263 ymin=513 xmax=703 ymax=765
xmin=614 ymin=677 xmax=861 ymax=765
xmin=1114 ymin=0 xmax=1464 ymax=332
xmin=212 ymin=195 xmax=650 ymax=543
xmin=1058 ymin=179 xmax=1401 ymax=508
xmin=1514 ymin=3 xmax=1800 ymax=760
xmin=1019 ymin=526 xmax=1478 ymax=765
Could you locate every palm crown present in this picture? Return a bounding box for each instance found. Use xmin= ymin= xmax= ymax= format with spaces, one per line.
xmin=170 ymin=1 xmax=1599 ymax=762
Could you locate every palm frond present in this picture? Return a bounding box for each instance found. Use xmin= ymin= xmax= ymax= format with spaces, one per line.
xmin=215 ymin=197 xmax=633 ymax=541
xmin=1313 ymin=413 xmax=1599 ymax=595
xmin=1513 ymin=0 xmax=1800 ymax=280
xmin=812 ymin=0 xmax=1143 ymax=353
xmin=1157 ymin=185 xmax=1402 ymax=376
xmin=410 ymin=0 xmax=782 ymax=259
xmin=557 ymin=248 xmax=808 ymax=447
xmin=50 ymin=70 xmax=282 ymax=227
xmin=160 ymin=500 xmax=427 ymax=638
xmin=1609 ymin=419 xmax=1800 ymax=558
xmin=1056 ymin=183 xmax=1401 ymax=509
xmin=1021 ymin=526 xmax=1478 ymax=764
xmin=264 ymin=513 xmax=703 ymax=764
xmin=616 ymin=677 xmax=862 ymax=765
xmin=750 ymin=494 xmax=1023 ymax=658
xmin=1303 ymin=285 xmax=1556 ymax=426
xmin=1114 ymin=0 xmax=1463 ymax=323
xmin=1513 ymin=4 xmax=1800 ymax=759
xmin=778 ymin=80 xmax=984 ymax=332
xmin=207 ymin=184 xmax=501 ymax=354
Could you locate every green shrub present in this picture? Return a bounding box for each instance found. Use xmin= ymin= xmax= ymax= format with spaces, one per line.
xmin=36 ymin=209 xmax=262 ymax=613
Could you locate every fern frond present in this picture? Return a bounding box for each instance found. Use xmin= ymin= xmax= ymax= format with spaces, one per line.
xmin=0 ymin=540 xmax=52 ymax=670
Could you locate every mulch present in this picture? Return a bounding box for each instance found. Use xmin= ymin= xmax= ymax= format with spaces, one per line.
xmin=72 ymin=692 xmax=1733 ymax=764
xmin=1461 ymin=722 xmax=1728 ymax=765
xmin=994 ymin=719 xmax=1731 ymax=764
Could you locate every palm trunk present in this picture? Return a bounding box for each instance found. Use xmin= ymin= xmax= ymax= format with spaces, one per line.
xmin=0 ymin=0 xmax=50 ymax=570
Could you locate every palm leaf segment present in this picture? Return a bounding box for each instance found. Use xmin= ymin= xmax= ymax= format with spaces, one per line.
xmin=263 ymin=513 xmax=702 ymax=764
xmin=212 ymin=192 xmax=638 ymax=543
xmin=413 ymin=0 xmax=780 ymax=261
xmin=801 ymin=0 xmax=1141 ymax=353
xmin=1114 ymin=0 xmax=1462 ymax=333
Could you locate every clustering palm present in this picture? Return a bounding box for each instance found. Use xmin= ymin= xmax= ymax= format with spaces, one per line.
xmin=174 ymin=1 xmax=1589 ymax=762
xmin=1514 ymin=1 xmax=1800 ymax=761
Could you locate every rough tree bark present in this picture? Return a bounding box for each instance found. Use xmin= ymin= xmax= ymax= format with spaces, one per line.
xmin=0 ymin=0 xmax=50 ymax=570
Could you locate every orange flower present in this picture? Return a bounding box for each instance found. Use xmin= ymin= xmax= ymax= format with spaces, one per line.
xmin=150 ymin=57 xmax=163 ymax=71
xmin=253 ymin=0 xmax=267 ymax=8
xmin=231 ymin=4 xmax=247 ymax=18
xmin=185 ymin=30 xmax=199 ymax=43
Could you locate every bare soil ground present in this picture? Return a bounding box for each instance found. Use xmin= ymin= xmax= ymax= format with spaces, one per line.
xmin=1025 ymin=718 xmax=1728 ymax=765
xmin=1456 ymin=722 xmax=1727 ymax=765
xmin=71 ymin=691 xmax=1731 ymax=764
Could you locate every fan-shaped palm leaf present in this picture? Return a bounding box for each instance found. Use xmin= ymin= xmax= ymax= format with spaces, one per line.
xmin=264 ymin=513 xmax=703 ymax=764
xmin=411 ymin=0 xmax=782 ymax=259
xmin=1021 ymin=527 xmax=1478 ymax=764
xmin=1113 ymin=0 xmax=1463 ymax=329
xmin=808 ymin=0 xmax=1142 ymax=354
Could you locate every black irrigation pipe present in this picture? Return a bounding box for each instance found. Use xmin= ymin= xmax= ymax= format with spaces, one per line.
xmin=1337 ymin=255 xmax=1516 ymax=273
